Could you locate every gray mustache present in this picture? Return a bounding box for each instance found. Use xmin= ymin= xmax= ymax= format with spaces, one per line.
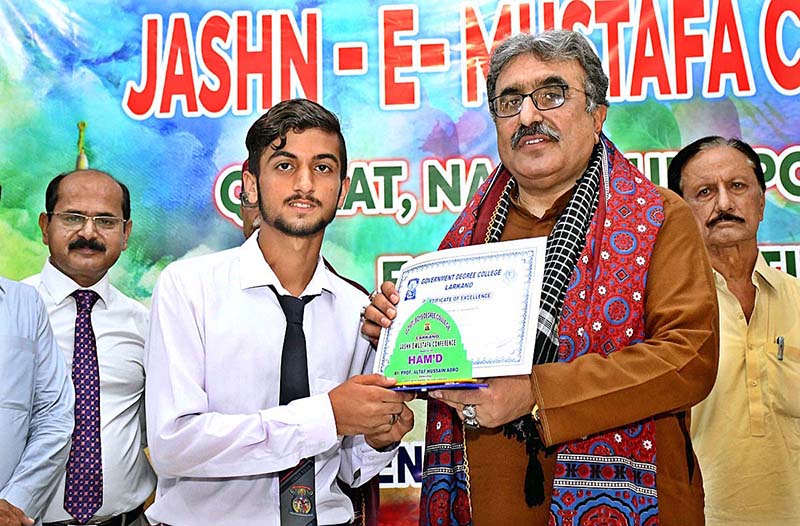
xmin=511 ymin=123 xmax=561 ymax=149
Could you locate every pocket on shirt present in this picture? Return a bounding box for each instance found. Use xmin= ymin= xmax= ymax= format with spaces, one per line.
xmin=771 ymin=342 xmax=800 ymax=419
xmin=0 ymin=335 xmax=36 ymax=412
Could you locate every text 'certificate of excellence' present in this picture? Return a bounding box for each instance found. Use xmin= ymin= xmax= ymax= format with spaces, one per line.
xmin=374 ymin=237 xmax=546 ymax=390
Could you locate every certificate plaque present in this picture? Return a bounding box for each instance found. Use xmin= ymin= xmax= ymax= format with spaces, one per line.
xmin=374 ymin=237 xmax=546 ymax=389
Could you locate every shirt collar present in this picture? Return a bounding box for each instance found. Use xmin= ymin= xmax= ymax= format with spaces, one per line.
xmin=41 ymin=258 xmax=112 ymax=307
xmin=238 ymin=234 xmax=334 ymax=298
xmin=510 ymin=181 xmax=575 ymax=221
xmin=712 ymin=253 xmax=781 ymax=292
xmin=753 ymin=253 xmax=781 ymax=291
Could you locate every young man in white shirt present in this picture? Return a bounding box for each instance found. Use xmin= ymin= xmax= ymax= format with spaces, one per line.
xmin=145 ymin=98 xmax=414 ymax=526
xmin=24 ymin=170 xmax=156 ymax=525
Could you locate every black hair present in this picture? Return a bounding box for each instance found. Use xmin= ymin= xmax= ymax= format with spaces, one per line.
xmin=667 ymin=136 xmax=766 ymax=197
xmin=245 ymin=98 xmax=347 ymax=181
xmin=45 ymin=170 xmax=131 ymax=220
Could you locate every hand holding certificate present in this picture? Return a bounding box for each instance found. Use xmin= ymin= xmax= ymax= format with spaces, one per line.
xmin=373 ymin=237 xmax=546 ymax=390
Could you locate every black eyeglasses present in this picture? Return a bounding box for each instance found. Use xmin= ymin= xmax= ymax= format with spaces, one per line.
xmin=49 ymin=212 xmax=127 ymax=231
xmin=490 ymin=84 xmax=585 ymax=118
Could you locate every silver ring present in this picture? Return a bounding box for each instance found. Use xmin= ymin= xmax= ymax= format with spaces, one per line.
xmin=369 ymin=289 xmax=379 ymax=302
xmin=359 ymin=304 xmax=368 ymax=320
xmin=462 ymin=404 xmax=479 ymax=428
xmin=389 ymin=413 xmax=398 ymax=426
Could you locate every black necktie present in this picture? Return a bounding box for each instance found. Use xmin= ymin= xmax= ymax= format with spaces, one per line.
xmin=270 ymin=286 xmax=318 ymax=526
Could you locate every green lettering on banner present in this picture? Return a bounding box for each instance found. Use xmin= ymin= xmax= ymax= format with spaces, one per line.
xmin=380 ymin=258 xmax=408 ymax=285
xmin=374 ymin=164 xmax=404 ymax=209
xmin=466 ymin=161 xmax=491 ymax=200
xmin=779 ymin=151 xmax=800 ymax=198
xmin=759 ymin=152 xmax=777 ymax=187
xmin=422 ymin=158 xmax=493 ymax=213
xmin=786 ymin=251 xmax=797 ymax=277
xmin=761 ymin=246 xmax=799 ymax=277
xmin=426 ymin=162 xmax=462 ymax=209
xmin=343 ymin=166 xmax=376 ymax=210
xmin=647 ymin=155 xmax=661 ymax=186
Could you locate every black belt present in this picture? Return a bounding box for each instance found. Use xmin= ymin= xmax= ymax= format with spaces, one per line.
xmin=44 ymin=505 xmax=144 ymax=526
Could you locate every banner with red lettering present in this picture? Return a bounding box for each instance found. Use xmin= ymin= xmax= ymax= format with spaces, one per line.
xmin=1 ymin=1 xmax=798 ymax=523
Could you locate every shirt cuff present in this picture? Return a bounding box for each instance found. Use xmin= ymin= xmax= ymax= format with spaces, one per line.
xmin=260 ymin=392 xmax=339 ymax=459
xmin=0 ymin=487 xmax=34 ymax=521
xmin=352 ymin=439 xmax=399 ymax=473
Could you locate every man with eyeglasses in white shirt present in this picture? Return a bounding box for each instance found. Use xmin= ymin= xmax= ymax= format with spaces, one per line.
xmin=24 ymin=170 xmax=155 ymax=526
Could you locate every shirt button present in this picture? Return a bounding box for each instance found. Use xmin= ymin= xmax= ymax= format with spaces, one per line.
xmin=750 ymin=380 xmax=758 ymax=387
xmin=738 ymin=313 xmax=744 ymax=320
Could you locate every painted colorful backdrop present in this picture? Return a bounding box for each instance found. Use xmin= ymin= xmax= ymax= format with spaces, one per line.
xmin=1 ymin=1 xmax=798 ymax=524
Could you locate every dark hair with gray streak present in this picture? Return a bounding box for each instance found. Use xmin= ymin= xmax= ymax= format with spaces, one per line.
xmin=486 ymin=30 xmax=609 ymax=114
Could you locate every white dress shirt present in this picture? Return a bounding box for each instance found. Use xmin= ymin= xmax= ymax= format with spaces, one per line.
xmin=23 ymin=261 xmax=156 ymax=521
xmin=0 ymin=277 xmax=74 ymax=524
xmin=144 ymin=234 xmax=396 ymax=526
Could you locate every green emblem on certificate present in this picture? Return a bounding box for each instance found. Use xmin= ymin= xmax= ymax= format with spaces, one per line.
xmin=374 ymin=238 xmax=547 ymax=390
xmin=385 ymin=303 xmax=472 ymax=385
